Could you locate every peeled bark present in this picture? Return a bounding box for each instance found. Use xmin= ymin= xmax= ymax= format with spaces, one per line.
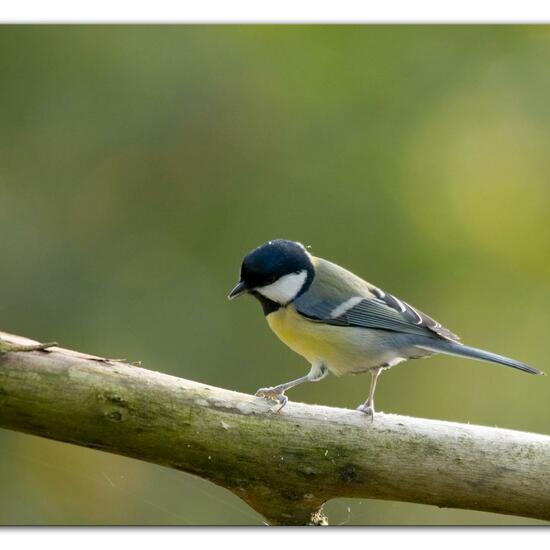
xmin=1 ymin=331 xmax=549 ymax=525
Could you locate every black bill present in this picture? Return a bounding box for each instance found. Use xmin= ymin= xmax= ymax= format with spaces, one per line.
xmin=228 ymin=280 xmax=248 ymax=300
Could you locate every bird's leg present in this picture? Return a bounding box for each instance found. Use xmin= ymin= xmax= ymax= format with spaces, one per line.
xmin=0 ymin=339 xmax=57 ymax=354
xmin=357 ymin=367 xmax=382 ymax=422
xmin=255 ymin=363 xmax=328 ymax=412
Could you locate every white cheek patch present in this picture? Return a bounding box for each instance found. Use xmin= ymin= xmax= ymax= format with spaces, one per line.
xmin=256 ymin=270 xmax=308 ymax=304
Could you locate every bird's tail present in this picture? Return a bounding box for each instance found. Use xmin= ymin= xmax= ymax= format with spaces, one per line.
xmin=416 ymin=340 xmax=544 ymax=375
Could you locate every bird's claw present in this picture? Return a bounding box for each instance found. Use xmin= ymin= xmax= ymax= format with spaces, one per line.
xmin=255 ymin=386 xmax=279 ymax=400
xmin=356 ymin=403 xmax=375 ymax=423
xmin=255 ymin=386 xmax=288 ymax=413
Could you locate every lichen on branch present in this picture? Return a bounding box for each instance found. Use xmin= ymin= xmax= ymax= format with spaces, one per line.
xmin=1 ymin=331 xmax=549 ymax=525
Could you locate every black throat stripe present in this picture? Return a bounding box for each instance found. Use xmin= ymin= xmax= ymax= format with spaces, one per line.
xmin=250 ymin=291 xmax=281 ymax=316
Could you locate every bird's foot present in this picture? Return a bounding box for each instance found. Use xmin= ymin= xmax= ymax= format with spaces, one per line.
xmin=255 ymin=386 xmax=289 ymax=413
xmin=0 ymin=340 xmax=58 ymax=354
xmin=356 ymin=403 xmax=375 ymax=423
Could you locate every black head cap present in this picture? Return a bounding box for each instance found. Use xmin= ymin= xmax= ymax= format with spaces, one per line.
xmin=228 ymin=239 xmax=314 ymax=300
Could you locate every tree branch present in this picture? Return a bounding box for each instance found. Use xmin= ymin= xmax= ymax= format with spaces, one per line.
xmin=0 ymin=331 xmax=549 ymax=525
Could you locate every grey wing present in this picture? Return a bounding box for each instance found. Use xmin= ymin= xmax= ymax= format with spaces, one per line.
xmin=295 ymin=259 xmax=459 ymax=342
xmin=363 ymin=287 xmax=459 ymax=341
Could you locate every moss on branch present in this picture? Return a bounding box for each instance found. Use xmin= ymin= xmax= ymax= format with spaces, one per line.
xmin=1 ymin=331 xmax=550 ymax=525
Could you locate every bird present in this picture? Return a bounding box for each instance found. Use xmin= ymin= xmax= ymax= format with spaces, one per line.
xmin=228 ymin=239 xmax=543 ymax=419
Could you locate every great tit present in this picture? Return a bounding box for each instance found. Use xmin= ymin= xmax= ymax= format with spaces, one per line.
xmin=228 ymin=239 xmax=543 ymax=419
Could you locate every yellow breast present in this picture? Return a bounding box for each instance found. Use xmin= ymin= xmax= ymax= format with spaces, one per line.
xmin=266 ymin=305 xmax=357 ymax=369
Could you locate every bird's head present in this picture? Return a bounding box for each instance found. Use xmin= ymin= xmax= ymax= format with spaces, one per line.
xmin=228 ymin=239 xmax=314 ymax=305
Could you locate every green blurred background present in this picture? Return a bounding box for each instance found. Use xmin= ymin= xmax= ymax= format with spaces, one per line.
xmin=1 ymin=25 xmax=549 ymax=525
